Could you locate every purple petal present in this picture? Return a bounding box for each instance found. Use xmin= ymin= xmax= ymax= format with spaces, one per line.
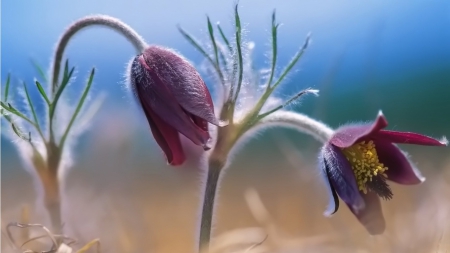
xmin=142 ymin=46 xmax=226 ymax=127
xmin=318 ymin=150 xmax=339 ymax=216
xmin=131 ymin=56 xmax=211 ymax=149
xmin=347 ymin=191 xmax=385 ymax=235
xmin=322 ymin=144 xmax=365 ymax=212
xmin=375 ymin=130 xmax=447 ymax=146
xmin=331 ymin=111 xmax=388 ymax=148
xmin=190 ymin=113 xmax=212 ymax=150
xmin=140 ymin=99 xmax=185 ymax=166
xmin=375 ymin=141 xmax=425 ymax=185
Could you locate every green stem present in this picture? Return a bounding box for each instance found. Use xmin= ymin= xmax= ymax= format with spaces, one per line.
xmin=198 ymin=160 xmax=223 ymax=251
xmin=197 ymin=112 xmax=333 ymax=252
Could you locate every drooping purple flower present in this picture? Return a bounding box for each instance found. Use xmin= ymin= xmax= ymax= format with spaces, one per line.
xmin=129 ymin=46 xmax=225 ymax=166
xmin=319 ymin=111 xmax=447 ymax=234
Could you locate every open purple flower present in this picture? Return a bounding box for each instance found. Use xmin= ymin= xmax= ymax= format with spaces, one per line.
xmin=129 ymin=46 xmax=225 ymax=166
xmin=320 ymin=111 xmax=447 ymax=234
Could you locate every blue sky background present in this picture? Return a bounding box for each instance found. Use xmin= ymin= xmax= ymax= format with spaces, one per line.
xmin=3 ymin=1 xmax=449 ymax=94
xmin=2 ymin=0 xmax=450 ymax=170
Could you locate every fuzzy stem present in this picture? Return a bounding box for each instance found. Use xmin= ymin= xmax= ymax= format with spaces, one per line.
xmin=45 ymin=15 xmax=146 ymax=236
xmin=39 ymin=169 xmax=62 ymax=235
xmin=45 ymin=186 xmax=62 ymax=236
xmin=51 ymin=15 xmax=148 ymax=94
xmin=197 ymin=112 xmax=333 ymax=252
xmin=256 ymin=111 xmax=334 ymax=142
xmin=198 ymin=160 xmax=222 ymax=251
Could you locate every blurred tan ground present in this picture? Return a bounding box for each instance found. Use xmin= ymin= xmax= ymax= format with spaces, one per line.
xmin=2 ymin=120 xmax=450 ymax=253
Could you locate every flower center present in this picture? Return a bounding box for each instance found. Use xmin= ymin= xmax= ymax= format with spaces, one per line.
xmin=342 ymin=140 xmax=392 ymax=199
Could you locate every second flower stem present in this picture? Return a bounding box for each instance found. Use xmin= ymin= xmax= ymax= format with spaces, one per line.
xmin=197 ymin=112 xmax=333 ymax=252
xmin=198 ymin=160 xmax=222 ymax=251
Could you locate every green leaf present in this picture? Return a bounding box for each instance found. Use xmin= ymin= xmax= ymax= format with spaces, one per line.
xmin=217 ymin=24 xmax=232 ymax=53
xmin=178 ymin=26 xmax=215 ymax=67
xmin=63 ymin=59 xmax=69 ymax=84
xmin=251 ymin=35 xmax=311 ymax=119
xmin=23 ymin=82 xmax=44 ymax=139
xmin=217 ymin=45 xmax=229 ymax=73
xmin=50 ymin=65 xmax=75 ymax=120
xmin=178 ymin=24 xmax=225 ymax=85
xmin=267 ymin=10 xmax=279 ymax=89
xmin=59 ymin=68 xmax=95 ymax=149
xmin=11 ymin=123 xmax=22 ymax=138
xmin=31 ymin=59 xmax=48 ymax=84
xmin=23 ymin=82 xmax=39 ymax=127
xmin=206 ymin=17 xmax=226 ymax=85
xmin=271 ymin=34 xmax=310 ymax=90
xmin=11 ymin=123 xmax=31 ymax=142
xmin=257 ymin=88 xmax=318 ymax=121
xmin=0 ymin=101 xmax=35 ymax=126
xmin=232 ymin=4 xmax=244 ymax=102
xmin=215 ymin=24 xmax=233 ymax=78
xmin=4 ymin=73 xmax=11 ymax=102
xmin=35 ymin=81 xmax=51 ymax=106
xmin=207 ymin=16 xmax=220 ymax=69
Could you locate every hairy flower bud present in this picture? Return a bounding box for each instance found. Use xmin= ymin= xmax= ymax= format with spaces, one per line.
xmin=129 ymin=46 xmax=225 ymax=165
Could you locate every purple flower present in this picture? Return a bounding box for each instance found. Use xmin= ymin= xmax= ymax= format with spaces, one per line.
xmin=320 ymin=111 xmax=447 ymax=234
xmin=129 ymin=46 xmax=224 ymax=166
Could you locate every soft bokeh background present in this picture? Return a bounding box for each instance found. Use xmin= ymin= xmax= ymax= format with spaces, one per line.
xmin=2 ymin=1 xmax=450 ymax=252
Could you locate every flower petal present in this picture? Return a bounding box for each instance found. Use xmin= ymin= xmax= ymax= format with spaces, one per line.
xmin=322 ymin=144 xmax=365 ymax=212
xmin=189 ymin=113 xmax=211 ymax=150
xmin=376 ymin=130 xmax=447 ymax=146
xmin=331 ymin=111 xmax=388 ymax=148
xmin=131 ymin=55 xmax=211 ymax=149
xmin=140 ymin=101 xmax=185 ymax=166
xmin=375 ymin=141 xmax=425 ymax=185
xmin=142 ymin=46 xmax=226 ymax=127
xmin=347 ymin=191 xmax=385 ymax=235
xmin=318 ymin=151 xmax=339 ymax=216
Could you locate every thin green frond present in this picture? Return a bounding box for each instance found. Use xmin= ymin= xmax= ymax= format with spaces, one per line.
xmin=215 ymin=25 xmax=232 ymax=76
xmin=266 ymin=10 xmax=279 ymax=89
xmin=35 ymin=81 xmax=51 ymax=106
xmin=178 ymin=26 xmax=215 ymax=67
xmin=23 ymin=82 xmax=45 ymax=140
xmin=207 ymin=16 xmax=220 ymax=69
xmin=217 ymin=24 xmax=233 ymax=53
xmin=179 ymin=24 xmax=225 ymax=85
xmin=11 ymin=123 xmax=31 ymax=142
xmin=4 ymin=73 xmax=11 ymax=102
xmin=1 ymin=102 xmax=37 ymax=127
xmin=206 ymin=17 xmax=226 ymax=85
xmin=31 ymin=59 xmax=48 ymax=84
xmin=11 ymin=123 xmax=41 ymax=154
xmin=52 ymin=58 xmax=69 ymax=94
xmin=232 ymin=4 xmax=244 ymax=103
xmin=23 ymin=82 xmax=39 ymax=126
xmin=271 ymin=34 xmax=310 ymax=90
xmin=256 ymin=88 xmax=318 ymax=121
xmin=59 ymin=68 xmax=95 ymax=149
xmin=50 ymin=65 xmax=75 ymax=120
xmin=217 ymin=45 xmax=229 ymax=72
xmin=63 ymin=60 xmax=69 ymax=86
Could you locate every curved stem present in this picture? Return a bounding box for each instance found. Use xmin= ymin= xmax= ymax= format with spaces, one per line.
xmin=51 ymin=15 xmax=148 ymax=94
xmin=44 ymin=15 xmax=147 ymax=237
xmin=256 ymin=110 xmax=334 ymax=143
xmin=197 ymin=111 xmax=333 ymax=252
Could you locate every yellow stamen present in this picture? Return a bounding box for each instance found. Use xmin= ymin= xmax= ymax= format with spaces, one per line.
xmin=341 ymin=140 xmax=388 ymax=194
